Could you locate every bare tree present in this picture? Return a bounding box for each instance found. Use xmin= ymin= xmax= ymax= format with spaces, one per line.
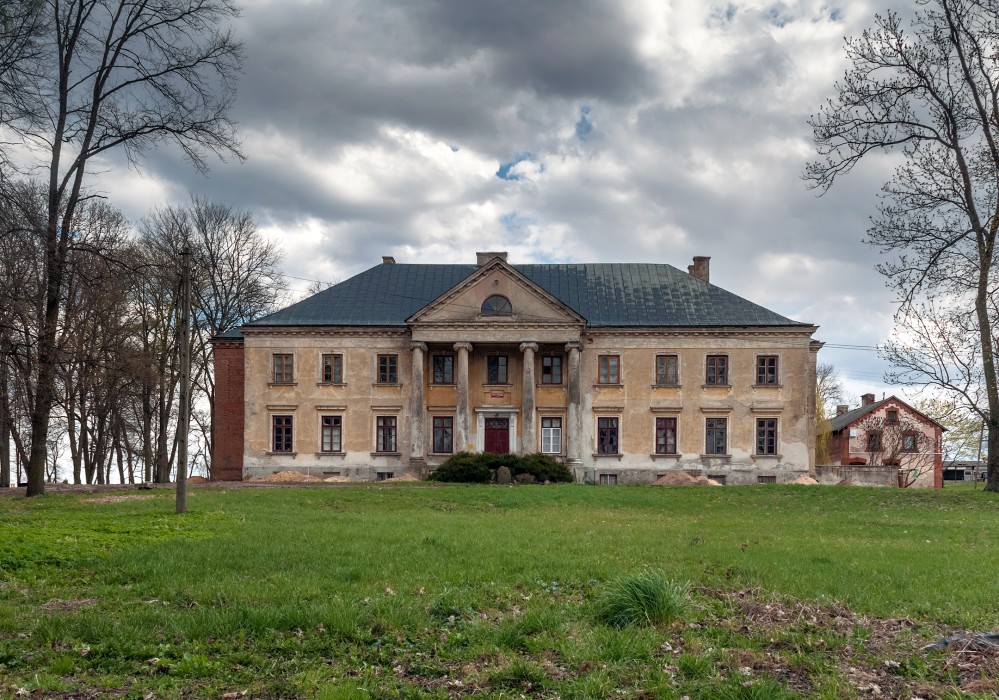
xmin=807 ymin=0 xmax=999 ymax=492
xmin=916 ymin=396 xmax=986 ymax=464
xmin=815 ymin=362 xmax=845 ymax=464
xmin=0 ymin=0 xmax=243 ymax=496
xmin=138 ymin=197 xmax=283 ymax=479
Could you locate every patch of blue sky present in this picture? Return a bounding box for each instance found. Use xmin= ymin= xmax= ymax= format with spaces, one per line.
xmin=575 ymin=105 xmax=593 ymax=140
xmin=710 ymin=3 xmax=737 ymax=25
xmin=499 ymin=211 xmax=534 ymax=232
xmin=496 ymin=152 xmax=536 ymax=180
xmin=815 ymin=5 xmax=842 ymax=23
xmin=763 ymin=6 xmax=794 ymax=28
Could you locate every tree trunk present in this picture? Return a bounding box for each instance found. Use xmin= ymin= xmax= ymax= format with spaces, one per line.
xmin=0 ymin=362 xmax=9 ymax=489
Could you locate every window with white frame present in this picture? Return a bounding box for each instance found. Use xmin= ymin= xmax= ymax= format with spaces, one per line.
xmin=541 ymin=417 xmax=562 ymax=454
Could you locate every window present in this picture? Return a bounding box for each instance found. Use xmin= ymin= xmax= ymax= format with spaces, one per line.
xmin=377 ymin=354 xmax=398 ymax=384
xmin=272 ymin=415 xmax=293 ymax=452
xmin=321 ymin=415 xmax=342 ymax=452
xmin=756 ymin=418 xmax=778 ymax=455
xmin=705 ymin=355 xmax=728 ymax=385
xmin=322 ymin=353 xmax=343 ymax=383
xmin=541 ymin=355 xmax=562 ymax=384
xmin=757 ymin=475 xmax=777 ymax=484
xmin=433 ymin=354 xmax=454 ymax=384
xmin=902 ymin=433 xmax=917 ymax=452
xmin=868 ymin=431 xmax=882 ymax=451
xmin=708 ymin=474 xmax=727 ymax=485
xmin=756 ymin=356 xmax=778 ymax=385
xmin=376 ymin=416 xmax=397 ymax=452
xmin=481 ymin=295 xmax=512 ymax=315
xmin=597 ymin=417 xmax=619 ymax=454
xmin=376 ymin=472 xmax=393 ymax=481
xmin=598 ymin=355 xmax=620 ymax=384
xmin=655 ymin=354 xmax=679 ymax=385
xmin=487 ymin=355 xmax=508 ymax=384
xmin=433 ymin=416 xmax=453 ymax=453
xmin=655 ymin=417 xmax=677 ymax=455
xmin=598 ymin=473 xmax=618 ymax=485
xmin=541 ymin=417 xmax=562 ymax=454
xmin=705 ymin=417 xmax=727 ymax=454
xmin=886 ymin=409 xmax=898 ymax=424
xmin=273 ymin=354 xmax=294 ymax=383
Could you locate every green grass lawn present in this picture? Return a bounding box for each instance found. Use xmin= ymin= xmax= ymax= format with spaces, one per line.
xmin=1 ymin=483 xmax=998 ymax=698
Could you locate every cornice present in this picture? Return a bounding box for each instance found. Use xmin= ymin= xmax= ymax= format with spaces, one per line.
xmin=411 ymin=320 xmax=586 ymax=331
xmin=584 ymin=326 xmax=819 ymax=339
xmin=240 ymin=326 xmax=409 ymax=338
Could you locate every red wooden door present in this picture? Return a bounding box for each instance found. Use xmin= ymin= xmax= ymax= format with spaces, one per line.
xmin=484 ymin=418 xmax=509 ymax=453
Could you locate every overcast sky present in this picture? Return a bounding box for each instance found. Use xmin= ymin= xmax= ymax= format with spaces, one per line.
xmin=92 ymin=0 xmax=919 ymax=406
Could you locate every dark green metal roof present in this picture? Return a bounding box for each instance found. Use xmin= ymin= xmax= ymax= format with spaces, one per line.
xmin=243 ymin=262 xmax=811 ymax=329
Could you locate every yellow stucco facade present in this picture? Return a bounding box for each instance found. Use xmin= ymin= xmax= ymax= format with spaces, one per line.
xmin=232 ymin=254 xmax=820 ymax=484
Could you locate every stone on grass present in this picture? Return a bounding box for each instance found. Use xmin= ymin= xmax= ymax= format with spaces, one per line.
xmin=496 ymin=466 xmax=512 ymax=484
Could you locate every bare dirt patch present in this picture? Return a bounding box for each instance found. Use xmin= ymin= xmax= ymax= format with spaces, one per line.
xmin=701 ymin=587 xmax=999 ymax=698
xmin=81 ymin=494 xmax=158 ymax=504
xmin=256 ymin=470 xmax=323 ymax=483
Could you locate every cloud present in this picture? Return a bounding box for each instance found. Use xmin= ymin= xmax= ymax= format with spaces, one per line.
xmin=79 ymin=0 xmax=925 ymax=402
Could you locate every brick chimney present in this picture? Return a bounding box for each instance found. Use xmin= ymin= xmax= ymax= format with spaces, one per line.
xmin=836 ymin=404 xmax=849 ymax=416
xmin=477 ymin=251 xmax=508 ymax=266
xmin=687 ymin=256 xmax=710 ymax=283
xmin=382 ymin=256 xmax=396 ymax=264
xmin=861 ymin=393 xmax=876 ymax=406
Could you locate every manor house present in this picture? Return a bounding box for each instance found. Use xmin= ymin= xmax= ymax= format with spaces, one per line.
xmin=212 ymin=253 xmax=821 ymax=484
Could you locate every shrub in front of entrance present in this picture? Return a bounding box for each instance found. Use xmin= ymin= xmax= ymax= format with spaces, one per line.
xmin=515 ymin=453 xmax=573 ymax=483
xmin=426 ymin=452 xmax=493 ymax=483
xmin=427 ymin=452 xmax=573 ymax=483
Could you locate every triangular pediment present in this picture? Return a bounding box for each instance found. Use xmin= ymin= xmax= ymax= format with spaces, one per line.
xmin=407 ymin=257 xmax=585 ymax=327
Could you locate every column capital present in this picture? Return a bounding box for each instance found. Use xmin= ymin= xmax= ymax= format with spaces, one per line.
xmin=410 ymin=341 xmax=427 ymax=352
xmin=453 ymin=341 xmax=473 ymax=352
xmin=519 ymin=342 xmax=539 ymax=353
xmin=565 ymin=340 xmax=584 ymax=353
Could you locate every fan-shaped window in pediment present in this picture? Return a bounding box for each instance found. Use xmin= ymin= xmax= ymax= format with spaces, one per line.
xmin=481 ymin=295 xmax=512 ymax=315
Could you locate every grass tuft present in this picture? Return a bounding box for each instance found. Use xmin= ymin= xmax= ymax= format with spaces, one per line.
xmin=594 ymin=569 xmax=690 ymax=628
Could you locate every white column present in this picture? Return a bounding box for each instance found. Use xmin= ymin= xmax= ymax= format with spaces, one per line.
xmin=453 ymin=342 xmax=473 ymax=452
xmin=520 ymin=342 xmax=539 ymax=454
xmin=565 ymin=341 xmax=583 ymax=466
xmin=409 ymin=342 xmax=427 ymax=466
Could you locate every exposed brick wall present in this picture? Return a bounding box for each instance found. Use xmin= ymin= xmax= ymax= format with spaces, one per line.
xmin=212 ymin=339 xmax=245 ymax=481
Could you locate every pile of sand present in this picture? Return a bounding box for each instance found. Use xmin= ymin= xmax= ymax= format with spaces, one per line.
xmin=187 ymin=476 xmax=209 ymax=484
xmin=789 ymin=475 xmax=819 ymax=485
xmin=258 ymin=471 xmax=323 ymax=483
xmin=322 ymin=475 xmax=352 ymax=483
xmin=383 ymin=473 xmax=420 ymax=482
xmin=652 ymin=472 xmax=697 ymax=486
xmin=693 ymin=475 xmax=723 ymax=486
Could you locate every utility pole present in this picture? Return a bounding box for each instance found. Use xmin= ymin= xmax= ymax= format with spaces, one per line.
xmin=176 ymin=246 xmax=191 ymax=514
